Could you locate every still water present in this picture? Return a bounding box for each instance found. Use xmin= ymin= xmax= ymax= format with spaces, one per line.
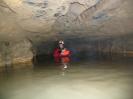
xmin=0 ymin=60 xmax=133 ymax=99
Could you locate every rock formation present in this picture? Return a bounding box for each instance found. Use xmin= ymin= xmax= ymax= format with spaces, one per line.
xmin=0 ymin=0 xmax=133 ymax=66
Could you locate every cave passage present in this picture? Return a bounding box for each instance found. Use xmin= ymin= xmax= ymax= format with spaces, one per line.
xmin=32 ymin=36 xmax=133 ymax=64
xmin=0 ymin=38 xmax=133 ymax=99
xmin=0 ymin=0 xmax=133 ymax=98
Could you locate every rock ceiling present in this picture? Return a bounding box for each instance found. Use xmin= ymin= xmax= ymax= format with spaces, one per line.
xmin=0 ymin=0 xmax=133 ymax=40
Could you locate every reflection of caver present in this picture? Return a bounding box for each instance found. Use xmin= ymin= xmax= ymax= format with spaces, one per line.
xmin=61 ymin=57 xmax=70 ymax=69
xmin=60 ymin=57 xmax=70 ymax=76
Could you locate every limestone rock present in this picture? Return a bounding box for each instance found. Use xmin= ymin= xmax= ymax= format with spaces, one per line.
xmin=0 ymin=40 xmax=33 ymax=66
xmin=0 ymin=0 xmax=132 ymax=37
xmin=11 ymin=40 xmax=33 ymax=65
xmin=0 ymin=0 xmax=133 ymax=66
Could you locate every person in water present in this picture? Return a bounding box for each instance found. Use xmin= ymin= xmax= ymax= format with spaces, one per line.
xmin=53 ymin=40 xmax=71 ymax=69
xmin=53 ymin=40 xmax=71 ymax=58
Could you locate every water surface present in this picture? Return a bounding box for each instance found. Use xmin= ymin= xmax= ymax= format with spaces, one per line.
xmin=0 ymin=60 xmax=133 ymax=99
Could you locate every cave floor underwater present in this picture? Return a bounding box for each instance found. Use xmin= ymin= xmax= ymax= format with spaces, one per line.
xmin=0 ymin=59 xmax=133 ymax=99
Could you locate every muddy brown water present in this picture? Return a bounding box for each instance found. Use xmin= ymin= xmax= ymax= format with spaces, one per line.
xmin=0 ymin=60 xmax=133 ymax=99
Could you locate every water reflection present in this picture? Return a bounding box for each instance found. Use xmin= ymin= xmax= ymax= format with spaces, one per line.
xmin=54 ymin=56 xmax=70 ymax=76
xmin=61 ymin=57 xmax=70 ymax=76
xmin=0 ymin=60 xmax=133 ymax=99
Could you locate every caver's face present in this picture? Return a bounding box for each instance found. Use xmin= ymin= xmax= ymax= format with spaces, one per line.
xmin=59 ymin=44 xmax=64 ymax=49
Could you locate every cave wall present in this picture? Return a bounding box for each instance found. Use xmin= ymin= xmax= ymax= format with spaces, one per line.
xmin=0 ymin=0 xmax=133 ymax=66
xmin=0 ymin=40 xmax=33 ymax=67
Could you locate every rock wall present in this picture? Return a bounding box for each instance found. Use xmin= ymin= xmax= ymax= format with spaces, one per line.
xmin=0 ymin=0 xmax=133 ymax=66
xmin=0 ymin=40 xmax=33 ymax=67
